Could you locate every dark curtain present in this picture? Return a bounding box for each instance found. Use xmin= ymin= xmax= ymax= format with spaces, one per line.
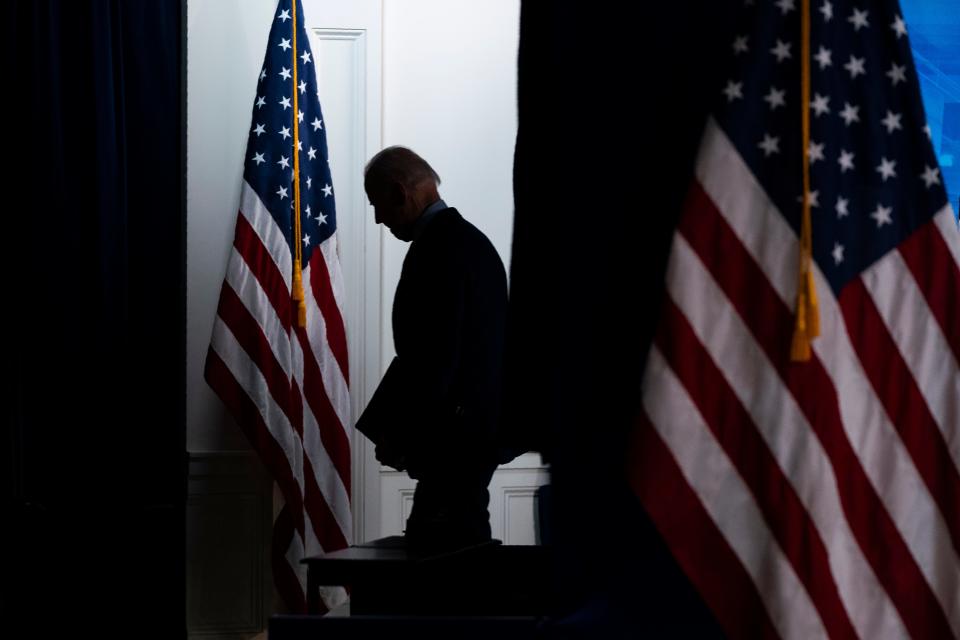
xmin=507 ymin=2 xmax=738 ymax=637
xmin=3 ymin=1 xmax=184 ymax=637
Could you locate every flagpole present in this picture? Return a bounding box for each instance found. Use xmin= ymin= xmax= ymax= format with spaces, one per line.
xmin=291 ymin=0 xmax=307 ymax=328
xmin=791 ymin=0 xmax=820 ymax=361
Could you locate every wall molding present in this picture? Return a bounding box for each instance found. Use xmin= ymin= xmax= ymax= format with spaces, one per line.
xmin=503 ymin=487 xmax=538 ymax=545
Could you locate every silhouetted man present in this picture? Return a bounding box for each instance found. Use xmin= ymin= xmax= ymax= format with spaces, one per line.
xmin=356 ymin=146 xmax=508 ymax=551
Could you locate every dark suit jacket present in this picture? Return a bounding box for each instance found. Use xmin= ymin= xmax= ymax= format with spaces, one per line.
xmin=357 ymin=207 xmax=508 ymax=480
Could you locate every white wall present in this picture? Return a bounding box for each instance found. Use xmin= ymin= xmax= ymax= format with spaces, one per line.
xmin=187 ymin=0 xmax=280 ymax=452
xmin=374 ymin=0 xmax=531 ymax=541
xmin=380 ymin=0 xmax=521 ymax=368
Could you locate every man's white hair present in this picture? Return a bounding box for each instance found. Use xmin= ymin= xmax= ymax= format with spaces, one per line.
xmin=364 ymin=146 xmax=441 ymax=189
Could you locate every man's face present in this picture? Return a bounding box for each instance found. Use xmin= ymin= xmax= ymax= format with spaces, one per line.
xmin=366 ymin=178 xmax=415 ymax=241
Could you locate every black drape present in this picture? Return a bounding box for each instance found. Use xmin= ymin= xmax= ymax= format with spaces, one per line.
xmin=507 ymin=2 xmax=739 ymax=637
xmin=3 ymin=1 xmax=184 ymax=636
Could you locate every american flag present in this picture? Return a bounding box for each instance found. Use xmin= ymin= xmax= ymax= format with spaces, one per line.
xmin=629 ymin=0 xmax=960 ymax=638
xmin=204 ymin=0 xmax=351 ymax=613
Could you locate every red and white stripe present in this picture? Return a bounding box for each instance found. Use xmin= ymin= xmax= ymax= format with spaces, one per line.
xmin=206 ymin=180 xmax=352 ymax=612
xmin=633 ymin=119 xmax=960 ymax=639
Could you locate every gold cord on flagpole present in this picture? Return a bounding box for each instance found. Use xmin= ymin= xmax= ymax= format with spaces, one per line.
xmin=290 ymin=0 xmax=307 ymax=328
xmin=791 ymin=0 xmax=820 ymax=361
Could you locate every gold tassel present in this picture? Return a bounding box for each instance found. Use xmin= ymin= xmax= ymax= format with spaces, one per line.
xmin=791 ymin=284 xmax=811 ymax=361
xmin=805 ymin=268 xmax=820 ymax=338
xmin=292 ymin=267 xmax=306 ymax=328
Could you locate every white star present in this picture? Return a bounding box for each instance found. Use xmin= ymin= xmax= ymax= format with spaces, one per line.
xmin=301 ymin=50 xmax=312 ymax=65
xmin=923 ymin=124 xmax=932 ymax=139
xmin=297 ymin=110 xmax=304 ymax=123
xmin=277 ymin=186 xmax=288 ymax=200
xmin=305 ymin=205 xmax=312 ymax=216
xmin=844 ymin=55 xmax=866 ymax=78
xmin=839 ymin=102 xmax=860 ymax=125
xmin=887 ymin=63 xmax=907 ymax=86
xmin=771 ymin=40 xmax=792 ymax=62
xmin=814 ymin=46 xmax=833 ymax=69
xmin=811 ymin=93 xmax=831 ymax=117
xmin=253 ymin=123 xmax=265 ymax=136
xmin=299 ymin=80 xmax=307 ymax=94
xmin=733 ymin=36 xmax=749 ymax=54
xmin=279 ymin=126 xmax=291 ymax=140
xmin=316 ymin=211 xmax=328 ymax=225
xmin=891 ymin=15 xmax=907 ymax=38
xmin=307 ymin=146 xmax=317 ymax=160
xmin=277 ymin=155 xmax=290 ymax=169
xmin=297 ymin=140 xmax=302 ymax=151
xmin=302 ymin=233 xmax=311 ymax=246
xmin=876 ymin=157 xmax=897 ymax=181
xmin=723 ymin=81 xmax=743 ymax=101
xmin=848 ymin=8 xmax=869 ymax=31
xmin=776 ymin=0 xmax=795 ymax=14
xmin=798 ymin=190 xmax=820 ymax=207
xmin=252 ymin=152 xmax=265 ymax=166
xmin=836 ymin=196 xmax=850 ymax=218
xmin=820 ymin=0 xmax=833 ymax=21
xmin=758 ymin=134 xmax=780 ymax=156
xmin=322 ymin=183 xmax=333 ymax=197
xmin=279 ymin=66 xmax=292 ymax=80
xmin=838 ymin=149 xmax=855 ymax=172
xmin=278 ymin=9 xmax=291 ymax=22
xmin=764 ymin=87 xmax=786 ymax=109
xmin=279 ymin=38 xmax=292 ymax=51
xmin=881 ymin=110 xmax=902 ymax=133
xmin=920 ymin=165 xmax=941 ymax=188
xmin=306 ymin=177 xmax=312 ymax=189
xmin=832 ymin=242 xmax=845 ymax=264
xmin=311 ymin=117 xmax=323 ymax=131
xmin=279 ymin=96 xmax=291 ymax=110
xmin=808 ymin=141 xmax=825 ymax=164
xmin=870 ymin=203 xmax=893 ymax=227
xmin=259 ymin=68 xmax=267 ymax=82
xmin=256 ymin=96 xmax=266 ymax=109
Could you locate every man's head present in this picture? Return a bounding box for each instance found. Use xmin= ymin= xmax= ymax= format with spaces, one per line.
xmin=364 ymin=146 xmax=441 ymax=241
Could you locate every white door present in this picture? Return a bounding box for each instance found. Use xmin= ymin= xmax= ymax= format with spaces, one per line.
xmin=301 ymin=0 xmax=384 ymax=543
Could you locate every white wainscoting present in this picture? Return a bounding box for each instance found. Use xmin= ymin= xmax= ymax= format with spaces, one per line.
xmin=186 ymin=452 xmax=273 ymax=640
xmin=378 ymin=453 xmax=550 ymax=544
